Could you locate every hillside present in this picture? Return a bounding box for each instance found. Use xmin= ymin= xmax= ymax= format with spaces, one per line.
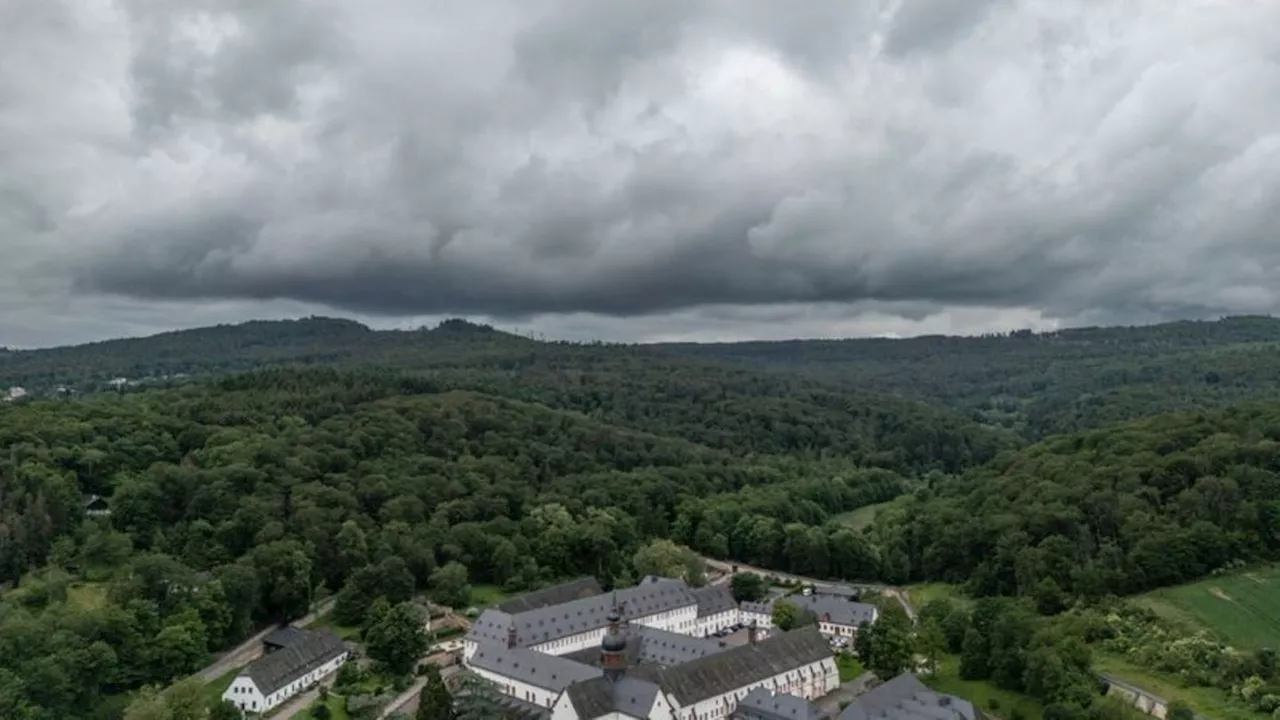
xmin=874 ymin=403 xmax=1280 ymax=599
xmin=656 ymin=315 xmax=1280 ymax=437
xmin=9 ymin=315 xmax=1280 ymax=443
xmin=0 ymin=367 xmax=925 ymax=719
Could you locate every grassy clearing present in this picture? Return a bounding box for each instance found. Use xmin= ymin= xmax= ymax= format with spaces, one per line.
xmin=836 ymin=653 xmax=865 ymax=683
xmin=832 ymin=502 xmax=892 ymax=531
xmin=310 ymin=614 xmax=363 ymax=641
xmin=67 ymin=581 xmax=108 ymax=611
xmin=905 ymin=582 xmax=970 ymax=611
xmin=1134 ymin=564 xmax=1280 ymax=650
xmin=923 ymin=655 xmax=1044 ymax=720
xmin=203 ymin=666 xmax=241 ymax=705
xmin=1094 ymin=654 xmax=1256 ymax=720
xmin=469 ymin=584 xmax=513 ymax=608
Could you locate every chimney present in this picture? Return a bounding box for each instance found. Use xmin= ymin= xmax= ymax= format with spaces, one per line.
xmin=507 ymin=623 xmax=517 ymax=649
xmin=748 ymin=619 xmax=759 ymax=645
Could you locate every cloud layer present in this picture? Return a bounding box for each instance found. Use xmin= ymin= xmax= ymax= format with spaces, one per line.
xmin=3 ymin=0 xmax=1280 ymax=345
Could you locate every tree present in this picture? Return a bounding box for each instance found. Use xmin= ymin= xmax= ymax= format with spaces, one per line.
xmin=452 ymin=673 xmax=505 ymax=720
xmin=429 ymin=562 xmax=471 ymax=609
xmin=1167 ymin=701 xmax=1195 ymax=720
xmin=730 ymin=572 xmax=767 ymax=603
xmin=632 ymin=539 xmax=705 ymax=586
xmin=868 ymin=603 xmax=914 ymax=680
xmin=366 ymin=602 xmax=429 ymax=676
xmin=416 ymin=665 xmax=455 ymax=720
xmin=772 ymin=600 xmax=800 ymax=631
xmin=209 ymin=700 xmax=242 ymax=720
xmin=853 ymin=620 xmax=874 ymax=666
xmin=917 ymin=618 xmax=946 ymax=677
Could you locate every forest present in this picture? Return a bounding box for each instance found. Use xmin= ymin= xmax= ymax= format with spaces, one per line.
xmin=2 ymin=316 xmax=1280 ymax=718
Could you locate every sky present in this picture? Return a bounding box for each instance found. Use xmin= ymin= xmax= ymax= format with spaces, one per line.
xmin=3 ymin=0 xmax=1279 ymax=347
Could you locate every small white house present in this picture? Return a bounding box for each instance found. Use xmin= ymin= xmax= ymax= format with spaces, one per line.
xmin=223 ymin=629 xmax=349 ymax=715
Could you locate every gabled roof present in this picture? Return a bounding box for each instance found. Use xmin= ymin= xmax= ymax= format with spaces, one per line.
xmin=470 ymin=643 xmax=602 ymax=691
xmin=262 ymin=626 xmax=309 ymax=650
xmin=734 ymin=687 xmax=828 ymax=720
xmin=657 ymin=626 xmax=833 ymax=706
xmin=564 ymin=625 xmax=728 ymax=669
xmin=565 ymin=675 xmax=662 ymax=719
xmin=498 ymin=577 xmax=604 ymax=614
xmin=468 ymin=576 xmax=697 ymax=648
xmin=241 ymin=629 xmax=347 ymax=696
xmin=692 ymin=585 xmax=738 ymax=618
xmin=837 ymin=673 xmax=976 ymax=720
xmin=784 ymin=595 xmax=878 ymax=628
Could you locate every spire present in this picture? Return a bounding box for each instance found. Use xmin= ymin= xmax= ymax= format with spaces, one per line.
xmin=600 ymin=609 xmax=628 ymax=681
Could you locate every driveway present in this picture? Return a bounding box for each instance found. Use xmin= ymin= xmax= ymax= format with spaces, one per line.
xmin=270 ymin=675 xmax=335 ymax=719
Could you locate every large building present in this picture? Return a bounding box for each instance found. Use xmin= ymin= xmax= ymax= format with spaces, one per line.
xmin=837 ymin=673 xmax=975 ymax=720
xmin=464 ymin=576 xmax=855 ymax=719
xmin=222 ymin=628 xmax=350 ymax=715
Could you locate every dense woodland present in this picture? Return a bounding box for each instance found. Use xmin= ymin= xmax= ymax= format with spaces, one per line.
xmin=2 ymin=316 xmax=1280 ymax=718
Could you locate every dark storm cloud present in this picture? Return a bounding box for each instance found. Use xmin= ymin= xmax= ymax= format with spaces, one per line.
xmin=5 ymin=0 xmax=1280 ymax=345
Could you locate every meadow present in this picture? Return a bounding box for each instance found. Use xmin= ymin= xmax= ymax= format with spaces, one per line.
xmin=1135 ymin=564 xmax=1280 ymax=650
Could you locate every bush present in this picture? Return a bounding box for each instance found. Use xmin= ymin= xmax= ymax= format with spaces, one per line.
xmin=988 ymin=698 xmax=1001 ymax=710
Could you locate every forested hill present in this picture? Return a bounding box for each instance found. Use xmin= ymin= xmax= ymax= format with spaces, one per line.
xmin=8 ymin=315 xmax=1280 ymax=440
xmin=0 ymin=367 xmax=913 ymax=718
xmin=874 ymin=403 xmax=1280 ymax=602
xmin=656 ymin=315 xmax=1280 ymax=437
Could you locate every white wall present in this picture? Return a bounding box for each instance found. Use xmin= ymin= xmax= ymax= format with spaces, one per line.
xmin=693 ymin=609 xmax=738 ymax=637
xmin=222 ymin=651 xmax=349 ymax=715
xmin=668 ymin=657 xmax=838 ymax=720
xmin=550 ymin=685 xmax=679 ymax=720
xmin=740 ymin=608 xmax=773 ymax=630
xmin=469 ymin=664 xmax=560 ymax=709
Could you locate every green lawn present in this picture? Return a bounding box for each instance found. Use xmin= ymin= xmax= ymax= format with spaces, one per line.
xmin=469 ymin=584 xmax=514 ymax=607
xmin=1094 ymin=654 xmax=1257 ymax=720
xmin=310 ymin=614 xmax=362 ymax=641
xmin=836 ymin=653 xmax=865 ymax=683
xmin=289 ymin=693 xmax=349 ymax=720
xmin=905 ymin=583 xmax=970 ymax=611
xmin=67 ymin=581 xmax=108 ymax=611
xmin=923 ymin=655 xmax=1045 ymax=720
xmin=833 ymin=502 xmax=893 ymax=531
xmin=1134 ymin=564 xmax=1280 ymax=650
xmin=203 ymin=666 xmax=241 ymax=705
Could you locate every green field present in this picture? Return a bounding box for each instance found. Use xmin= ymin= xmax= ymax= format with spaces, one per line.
xmin=1135 ymin=564 xmax=1280 ymax=650
xmin=906 ymin=582 xmax=970 ymax=612
xmin=469 ymin=584 xmax=514 ymax=607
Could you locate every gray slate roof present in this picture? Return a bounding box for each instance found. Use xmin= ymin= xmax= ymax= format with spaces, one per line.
xmin=658 ymin=626 xmax=833 ymax=706
xmin=562 ymin=624 xmax=728 ymax=669
xmin=241 ymin=629 xmax=347 ymax=695
xmin=692 ymin=585 xmax=738 ymax=617
xmin=469 ymin=643 xmax=602 ymax=691
xmin=469 ymin=576 xmax=697 ymax=648
xmin=564 ymin=627 xmax=833 ymax=716
xmin=788 ymin=595 xmax=878 ymax=627
xmin=262 ymin=626 xmax=309 ymax=650
xmin=741 ymin=601 xmax=773 ymax=616
xmin=498 ymin=577 xmax=603 ymax=614
xmin=837 ymin=674 xmax=976 ymax=720
xmin=812 ymin=585 xmax=861 ymax=600
xmin=734 ymin=687 xmax=828 ymax=720
xmin=566 ymin=675 xmax=662 ymax=719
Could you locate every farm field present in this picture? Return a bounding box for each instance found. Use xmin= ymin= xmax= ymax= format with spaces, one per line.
xmin=1135 ymin=564 xmax=1280 ymax=650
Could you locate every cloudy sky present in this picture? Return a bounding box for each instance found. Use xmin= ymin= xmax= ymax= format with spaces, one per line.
xmin=3 ymin=0 xmax=1278 ymax=347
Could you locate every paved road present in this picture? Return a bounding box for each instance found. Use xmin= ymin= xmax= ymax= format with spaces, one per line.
xmin=701 ymin=556 xmax=918 ymax=622
xmin=195 ymin=595 xmax=339 ymax=683
xmin=271 ymin=674 xmax=336 ymax=719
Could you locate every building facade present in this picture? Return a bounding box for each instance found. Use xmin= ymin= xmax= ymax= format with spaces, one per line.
xmin=223 ymin=628 xmax=349 ymax=715
xmin=464 ymin=577 xmax=849 ymax=719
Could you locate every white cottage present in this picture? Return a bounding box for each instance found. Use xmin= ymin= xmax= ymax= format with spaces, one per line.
xmin=223 ymin=628 xmax=349 ymax=715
